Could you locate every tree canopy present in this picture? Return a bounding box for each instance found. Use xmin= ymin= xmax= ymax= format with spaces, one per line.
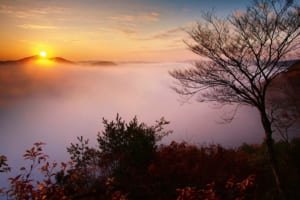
xmin=171 ymin=0 xmax=300 ymax=107
xmin=170 ymin=0 xmax=300 ymax=198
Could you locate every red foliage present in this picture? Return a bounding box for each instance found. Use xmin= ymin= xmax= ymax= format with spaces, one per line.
xmin=146 ymin=141 xmax=256 ymax=199
xmin=4 ymin=139 xmax=293 ymax=199
xmin=5 ymin=142 xmax=70 ymax=199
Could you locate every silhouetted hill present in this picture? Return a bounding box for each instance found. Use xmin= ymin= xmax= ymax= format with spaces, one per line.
xmin=0 ymin=56 xmax=37 ymax=65
xmin=0 ymin=55 xmax=74 ymax=65
xmin=268 ymin=59 xmax=300 ymax=122
xmin=0 ymin=56 xmax=118 ymax=66
xmin=91 ymin=61 xmax=116 ymax=66
xmin=17 ymin=55 xmax=40 ymax=63
xmin=49 ymin=57 xmax=74 ymax=64
xmin=78 ymin=60 xmax=117 ymax=66
xmin=286 ymin=60 xmax=300 ymax=77
xmin=272 ymin=59 xmax=300 ymax=85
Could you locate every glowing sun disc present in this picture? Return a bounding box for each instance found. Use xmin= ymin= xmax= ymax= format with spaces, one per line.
xmin=39 ymin=51 xmax=47 ymax=58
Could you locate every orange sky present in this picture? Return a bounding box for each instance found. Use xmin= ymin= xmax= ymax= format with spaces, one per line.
xmin=0 ymin=0 xmax=249 ymax=62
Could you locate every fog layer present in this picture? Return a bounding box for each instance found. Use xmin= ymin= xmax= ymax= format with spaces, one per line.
xmin=0 ymin=63 xmax=263 ymax=175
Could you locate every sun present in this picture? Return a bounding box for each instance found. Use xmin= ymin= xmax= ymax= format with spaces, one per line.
xmin=39 ymin=51 xmax=47 ymax=58
xmin=35 ymin=50 xmax=54 ymax=66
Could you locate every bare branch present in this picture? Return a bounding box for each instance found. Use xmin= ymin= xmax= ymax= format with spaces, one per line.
xmin=170 ymin=1 xmax=300 ymax=195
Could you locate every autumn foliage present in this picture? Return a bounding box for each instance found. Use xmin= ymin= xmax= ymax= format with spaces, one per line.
xmin=1 ymin=115 xmax=299 ymax=199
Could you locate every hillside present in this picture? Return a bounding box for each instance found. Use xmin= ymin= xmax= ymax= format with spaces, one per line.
xmin=0 ymin=55 xmax=74 ymax=65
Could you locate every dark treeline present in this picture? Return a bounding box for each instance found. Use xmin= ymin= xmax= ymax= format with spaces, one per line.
xmin=1 ymin=115 xmax=300 ymax=199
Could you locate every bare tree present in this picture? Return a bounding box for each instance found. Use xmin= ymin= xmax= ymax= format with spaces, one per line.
xmin=170 ymin=0 xmax=300 ymax=197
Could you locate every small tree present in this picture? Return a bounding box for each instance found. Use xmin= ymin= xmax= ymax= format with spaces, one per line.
xmin=97 ymin=114 xmax=171 ymax=176
xmin=170 ymin=0 xmax=300 ymax=197
xmin=97 ymin=114 xmax=171 ymax=199
xmin=62 ymin=115 xmax=171 ymax=199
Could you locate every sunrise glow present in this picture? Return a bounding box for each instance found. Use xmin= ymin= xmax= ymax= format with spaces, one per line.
xmin=35 ymin=59 xmax=54 ymax=65
xmin=1 ymin=1 xmax=299 ymax=199
xmin=39 ymin=51 xmax=47 ymax=58
xmin=0 ymin=0 xmax=242 ymax=61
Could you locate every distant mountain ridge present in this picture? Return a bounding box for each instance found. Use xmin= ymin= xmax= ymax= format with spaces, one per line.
xmin=17 ymin=55 xmax=39 ymax=63
xmin=0 ymin=55 xmax=117 ymax=66
xmin=49 ymin=57 xmax=74 ymax=64
xmin=0 ymin=55 xmax=75 ymax=65
xmin=78 ymin=60 xmax=117 ymax=66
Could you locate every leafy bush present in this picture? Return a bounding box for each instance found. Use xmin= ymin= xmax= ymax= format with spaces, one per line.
xmin=1 ymin=115 xmax=299 ymax=199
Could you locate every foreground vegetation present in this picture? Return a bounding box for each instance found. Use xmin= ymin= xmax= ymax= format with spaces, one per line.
xmin=1 ymin=115 xmax=299 ymax=199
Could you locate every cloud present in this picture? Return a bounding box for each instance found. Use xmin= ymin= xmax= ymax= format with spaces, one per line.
xmin=118 ymin=28 xmax=138 ymax=36
xmin=0 ymin=4 xmax=69 ymax=19
xmin=0 ymin=63 xmax=71 ymax=107
xmin=137 ymin=27 xmax=186 ymax=41
xmin=129 ymin=21 xmax=197 ymax=43
xmin=18 ymin=24 xmax=58 ymax=30
xmin=110 ymin=23 xmax=186 ymax=42
xmin=0 ymin=5 xmax=15 ymax=15
xmin=108 ymin=24 xmax=186 ymax=50
xmin=110 ymin=12 xmax=160 ymax=23
xmin=149 ymin=27 xmax=185 ymax=40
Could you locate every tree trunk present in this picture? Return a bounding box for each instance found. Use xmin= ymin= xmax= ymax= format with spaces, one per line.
xmin=260 ymin=110 xmax=286 ymax=199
